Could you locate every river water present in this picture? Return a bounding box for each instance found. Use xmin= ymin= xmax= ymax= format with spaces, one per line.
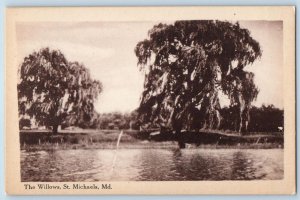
xmin=21 ymin=149 xmax=283 ymax=181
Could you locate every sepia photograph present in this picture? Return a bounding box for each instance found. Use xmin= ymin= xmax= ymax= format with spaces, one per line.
xmin=5 ymin=6 xmax=295 ymax=195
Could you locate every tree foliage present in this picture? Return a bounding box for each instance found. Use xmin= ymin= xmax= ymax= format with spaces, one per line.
xmin=18 ymin=48 xmax=102 ymax=133
xmin=135 ymin=20 xmax=261 ymax=134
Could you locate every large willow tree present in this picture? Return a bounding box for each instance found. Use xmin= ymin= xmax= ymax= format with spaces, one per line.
xmin=135 ymin=20 xmax=261 ymax=146
xmin=18 ymin=48 xmax=102 ymax=133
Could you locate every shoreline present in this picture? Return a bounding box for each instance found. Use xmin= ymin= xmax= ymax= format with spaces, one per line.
xmin=19 ymin=130 xmax=284 ymax=151
xmin=21 ymin=142 xmax=284 ymax=151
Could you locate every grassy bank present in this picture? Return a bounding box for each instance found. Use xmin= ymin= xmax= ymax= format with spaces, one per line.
xmin=20 ymin=129 xmax=283 ymax=150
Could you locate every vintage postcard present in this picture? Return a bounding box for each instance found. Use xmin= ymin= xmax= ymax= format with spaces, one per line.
xmin=5 ymin=6 xmax=295 ymax=195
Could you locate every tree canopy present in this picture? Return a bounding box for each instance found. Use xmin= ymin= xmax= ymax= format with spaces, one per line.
xmin=18 ymin=48 xmax=102 ymax=133
xmin=135 ymin=20 xmax=261 ymax=136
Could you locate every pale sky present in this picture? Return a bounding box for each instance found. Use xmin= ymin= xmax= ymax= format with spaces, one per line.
xmin=16 ymin=21 xmax=283 ymax=113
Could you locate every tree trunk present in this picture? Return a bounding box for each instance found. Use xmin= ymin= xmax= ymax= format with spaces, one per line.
xmin=178 ymin=140 xmax=186 ymax=149
xmin=52 ymin=114 xmax=61 ymax=134
xmin=176 ymin=129 xmax=186 ymax=149
xmin=52 ymin=124 xmax=59 ymax=134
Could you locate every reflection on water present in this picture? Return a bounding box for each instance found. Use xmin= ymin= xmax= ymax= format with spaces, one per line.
xmin=21 ymin=149 xmax=283 ymax=181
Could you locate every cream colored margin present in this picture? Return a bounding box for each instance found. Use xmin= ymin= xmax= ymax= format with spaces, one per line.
xmin=5 ymin=6 xmax=295 ymax=195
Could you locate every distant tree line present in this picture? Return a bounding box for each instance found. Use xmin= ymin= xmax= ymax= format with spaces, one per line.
xmin=138 ymin=104 xmax=283 ymax=133
xmin=20 ymin=104 xmax=283 ymax=132
xmin=219 ymin=104 xmax=283 ymax=132
xmin=61 ymin=111 xmax=140 ymax=130
xmin=20 ymin=110 xmax=140 ymax=131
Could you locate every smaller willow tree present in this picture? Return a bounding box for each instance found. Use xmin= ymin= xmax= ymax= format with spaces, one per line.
xmin=18 ymin=48 xmax=102 ymax=133
xmin=135 ymin=21 xmax=261 ymax=147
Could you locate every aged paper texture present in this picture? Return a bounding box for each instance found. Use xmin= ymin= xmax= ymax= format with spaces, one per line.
xmin=5 ymin=6 xmax=295 ymax=195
